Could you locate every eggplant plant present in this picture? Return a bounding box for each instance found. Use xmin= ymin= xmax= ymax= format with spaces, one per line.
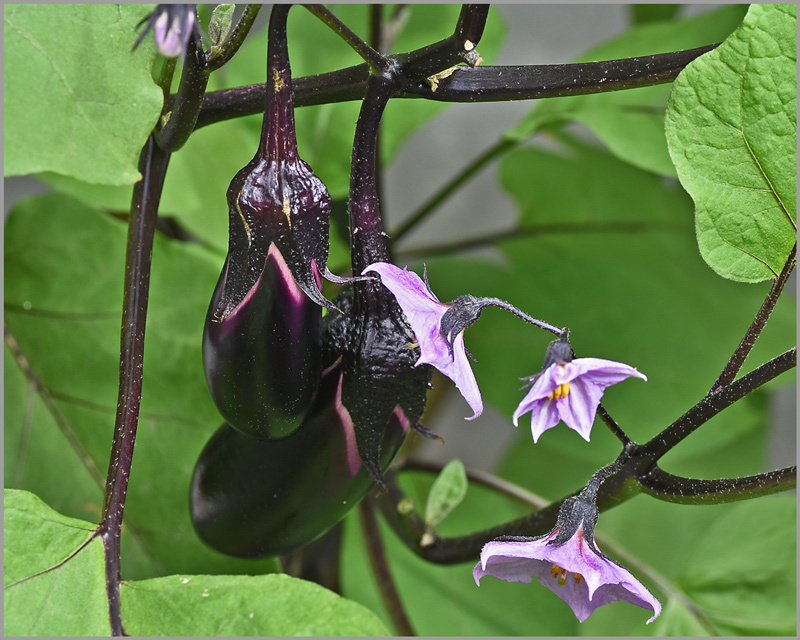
xmin=4 ymin=3 xmax=796 ymax=636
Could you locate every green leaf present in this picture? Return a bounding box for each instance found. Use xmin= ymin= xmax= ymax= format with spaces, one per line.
xmin=665 ymin=4 xmax=797 ymax=282
xmin=4 ymin=194 xmax=277 ymax=580
xmin=505 ymin=6 xmax=748 ymax=177
xmin=4 ymin=489 xmax=109 ymax=636
xmin=121 ymin=573 xmax=391 ymax=636
xmin=423 ymin=459 xmax=468 ymax=528
xmin=4 ymin=5 xmax=163 ymax=184
xmin=209 ymin=4 xmax=235 ymax=47
xmin=629 ymin=5 xmax=682 ymax=26
xmin=678 ymin=496 xmax=796 ymax=635
xmin=3 ymin=490 xmax=391 ymax=636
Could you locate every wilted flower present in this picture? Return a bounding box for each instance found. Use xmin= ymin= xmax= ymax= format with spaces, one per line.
xmin=363 ymin=263 xmax=483 ymax=419
xmin=514 ymin=332 xmax=646 ymax=442
xmin=134 ymin=4 xmax=200 ymax=59
xmin=474 ymin=495 xmax=661 ymax=624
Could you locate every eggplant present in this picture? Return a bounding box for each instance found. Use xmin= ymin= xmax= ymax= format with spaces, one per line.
xmin=190 ymin=360 xmax=410 ymax=557
xmin=203 ymin=4 xmax=333 ymax=439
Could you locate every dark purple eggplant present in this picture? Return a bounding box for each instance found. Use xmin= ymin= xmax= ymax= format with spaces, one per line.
xmin=203 ymin=5 xmax=333 ymax=439
xmin=190 ymin=360 xmax=411 ymax=557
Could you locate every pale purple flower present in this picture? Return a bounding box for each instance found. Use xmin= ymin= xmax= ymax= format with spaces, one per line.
xmin=474 ymin=497 xmax=661 ymax=624
xmin=134 ymin=5 xmax=199 ymax=59
xmin=514 ymin=333 xmax=646 ymax=442
xmin=363 ymin=262 xmax=483 ymax=419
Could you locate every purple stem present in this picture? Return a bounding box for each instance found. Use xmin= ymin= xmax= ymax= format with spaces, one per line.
xmin=708 ymin=244 xmax=796 ymax=395
xmin=99 ymin=136 xmax=170 ymax=635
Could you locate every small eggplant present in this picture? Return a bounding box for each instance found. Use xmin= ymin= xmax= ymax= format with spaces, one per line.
xmin=203 ymin=4 xmax=333 ymax=439
xmin=190 ymin=359 xmax=410 ymax=557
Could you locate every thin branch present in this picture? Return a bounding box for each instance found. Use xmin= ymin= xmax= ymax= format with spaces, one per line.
xmin=304 ymin=4 xmax=389 ymax=72
xmin=4 ymin=326 xmax=105 ymax=487
xmin=639 ymin=465 xmax=797 ymax=505
xmin=193 ymin=44 xmax=718 ymax=130
xmin=596 ymin=404 xmax=631 ymax=446
xmin=397 ymin=457 xmax=549 ymax=510
xmin=390 ymin=139 xmax=515 ymax=243
xmin=395 ymin=220 xmax=680 ymax=259
xmin=638 ymin=348 xmax=797 ymax=463
xmin=709 ymin=243 xmax=797 ymax=395
xmin=359 ymin=499 xmax=416 ymax=636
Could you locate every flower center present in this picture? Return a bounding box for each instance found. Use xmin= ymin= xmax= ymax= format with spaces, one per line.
xmin=550 ymin=563 xmax=582 ymax=586
xmin=546 ymin=382 xmax=571 ymax=400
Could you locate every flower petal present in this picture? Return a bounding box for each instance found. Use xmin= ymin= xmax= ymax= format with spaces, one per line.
xmin=556 ymin=376 xmax=603 ymax=441
xmin=474 ymin=530 xmax=661 ymax=624
xmin=365 ymin=263 xmax=483 ymax=419
xmin=560 ymin=358 xmax=647 ymax=388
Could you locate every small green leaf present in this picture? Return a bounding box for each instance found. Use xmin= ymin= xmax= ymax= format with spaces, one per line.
xmin=4 ymin=489 xmax=109 ymax=637
xmin=4 ymin=5 xmax=163 ymax=185
xmin=665 ymin=4 xmax=797 ymax=282
xmin=424 ymin=459 xmax=468 ymax=528
xmin=209 ymin=4 xmax=235 ymax=47
xmin=121 ymin=573 xmax=391 ymax=636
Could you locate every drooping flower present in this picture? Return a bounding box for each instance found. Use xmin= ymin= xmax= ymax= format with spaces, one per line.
xmin=514 ymin=332 xmax=646 ymax=442
xmin=363 ymin=262 xmax=483 ymax=419
xmin=133 ymin=4 xmax=200 ymax=59
xmin=474 ymin=495 xmax=661 ymax=624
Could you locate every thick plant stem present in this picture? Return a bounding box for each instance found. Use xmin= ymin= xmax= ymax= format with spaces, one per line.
xmin=100 ymin=136 xmax=170 ymax=635
xmin=638 ymin=348 xmax=797 ymax=463
xmin=360 ymin=499 xmax=416 ymax=636
xmin=194 ymin=45 xmax=718 ymax=129
xmin=155 ymin=34 xmax=210 ymax=152
xmin=709 ymin=244 xmax=796 ymax=395
xmin=639 ymin=465 xmax=797 ymax=504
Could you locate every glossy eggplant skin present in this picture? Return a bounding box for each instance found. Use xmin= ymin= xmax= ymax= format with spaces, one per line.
xmin=190 ymin=361 xmax=410 ymax=557
xmin=203 ymin=247 xmax=322 ymax=440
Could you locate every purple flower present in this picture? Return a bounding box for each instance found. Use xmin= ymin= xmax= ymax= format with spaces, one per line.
xmin=363 ymin=263 xmax=483 ymax=419
xmin=134 ymin=5 xmax=200 ymax=59
xmin=474 ymin=497 xmax=661 ymax=624
xmin=514 ymin=333 xmax=646 ymax=442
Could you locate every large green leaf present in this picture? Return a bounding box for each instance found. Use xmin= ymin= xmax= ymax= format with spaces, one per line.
xmin=4 ymin=489 xmax=109 ymax=636
xmin=121 ymin=573 xmax=391 ymax=636
xmin=4 ymin=489 xmax=392 ymax=636
xmin=4 ymin=4 xmax=163 ymax=184
xmin=665 ymin=4 xmax=797 ymax=282
xmin=505 ymin=5 xmax=748 ymax=177
xmin=677 ymin=496 xmax=796 ymax=635
xmin=4 ymin=194 xmax=277 ymax=580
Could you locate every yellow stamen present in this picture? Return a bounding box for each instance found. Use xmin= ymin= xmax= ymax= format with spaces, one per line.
xmin=546 ymin=382 xmax=571 ymax=400
xmin=408 ymin=342 xmax=419 ymax=349
xmin=550 ymin=563 xmax=582 ymax=587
